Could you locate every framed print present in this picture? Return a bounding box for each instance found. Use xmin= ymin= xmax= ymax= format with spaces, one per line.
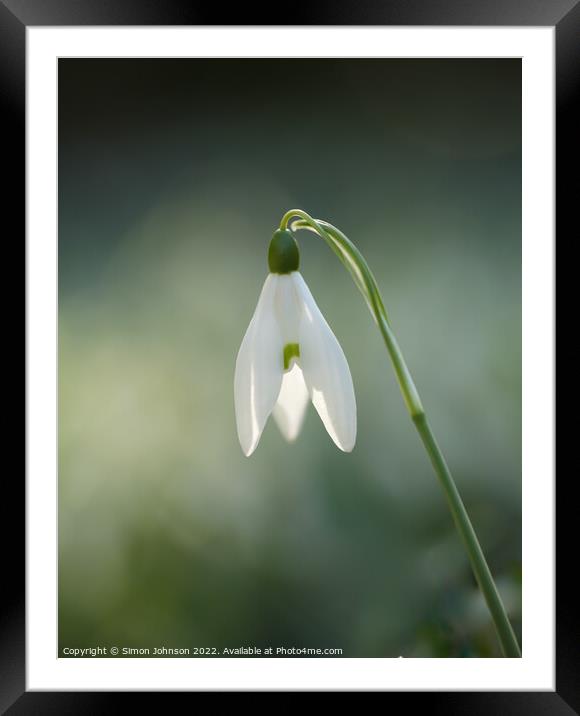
xmin=4 ymin=0 xmax=576 ymax=708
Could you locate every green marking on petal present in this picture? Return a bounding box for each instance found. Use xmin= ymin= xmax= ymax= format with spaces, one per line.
xmin=283 ymin=343 xmax=300 ymax=370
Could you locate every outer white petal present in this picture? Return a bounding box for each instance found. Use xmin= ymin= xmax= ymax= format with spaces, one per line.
xmin=234 ymin=275 xmax=284 ymax=456
xmin=272 ymin=363 xmax=310 ymax=442
xmin=293 ymin=273 xmax=357 ymax=452
xmin=272 ymin=273 xmax=301 ymax=344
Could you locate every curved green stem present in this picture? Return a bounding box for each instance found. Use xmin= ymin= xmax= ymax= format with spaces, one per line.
xmin=280 ymin=209 xmax=521 ymax=658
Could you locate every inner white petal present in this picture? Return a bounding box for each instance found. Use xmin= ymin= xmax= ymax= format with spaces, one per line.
xmin=272 ymin=363 xmax=309 ymax=442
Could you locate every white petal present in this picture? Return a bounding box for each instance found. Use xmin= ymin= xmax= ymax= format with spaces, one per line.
xmin=272 ymin=273 xmax=302 ymax=344
xmin=272 ymin=364 xmax=310 ymax=442
xmin=234 ymin=275 xmax=284 ymax=456
xmin=293 ymin=273 xmax=357 ymax=452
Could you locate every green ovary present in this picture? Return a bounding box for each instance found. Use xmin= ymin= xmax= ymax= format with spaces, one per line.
xmin=283 ymin=343 xmax=300 ymax=370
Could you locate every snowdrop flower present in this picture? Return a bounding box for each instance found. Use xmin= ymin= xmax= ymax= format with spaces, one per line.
xmin=232 ymin=210 xmax=521 ymax=658
xmin=234 ymin=229 xmax=356 ymax=456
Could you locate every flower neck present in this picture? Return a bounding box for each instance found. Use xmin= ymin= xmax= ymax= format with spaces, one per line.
xmin=268 ymin=229 xmax=300 ymax=274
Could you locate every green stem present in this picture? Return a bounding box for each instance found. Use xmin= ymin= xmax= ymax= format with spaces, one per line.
xmin=281 ymin=209 xmax=521 ymax=658
xmin=412 ymin=413 xmax=521 ymax=657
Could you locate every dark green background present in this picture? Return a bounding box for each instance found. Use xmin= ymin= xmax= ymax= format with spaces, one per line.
xmin=59 ymin=59 xmax=521 ymax=657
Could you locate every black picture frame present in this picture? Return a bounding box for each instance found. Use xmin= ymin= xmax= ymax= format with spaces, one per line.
xmin=5 ymin=0 xmax=575 ymax=709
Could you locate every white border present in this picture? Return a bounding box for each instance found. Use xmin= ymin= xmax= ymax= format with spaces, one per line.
xmin=27 ymin=27 xmax=554 ymax=691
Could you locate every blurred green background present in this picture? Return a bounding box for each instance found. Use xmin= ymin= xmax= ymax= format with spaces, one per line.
xmin=58 ymin=59 xmax=521 ymax=657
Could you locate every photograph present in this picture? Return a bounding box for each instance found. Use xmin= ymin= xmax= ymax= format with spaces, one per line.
xmin=6 ymin=5 xmax=571 ymax=704
xmin=57 ymin=57 xmax=523 ymax=660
